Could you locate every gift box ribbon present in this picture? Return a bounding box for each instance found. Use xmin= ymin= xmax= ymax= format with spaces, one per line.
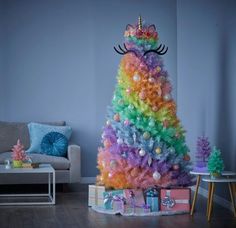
xmin=104 ymin=193 xmax=126 ymax=207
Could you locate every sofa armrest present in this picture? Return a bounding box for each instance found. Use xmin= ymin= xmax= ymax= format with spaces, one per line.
xmin=68 ymin=144 xmax=81 ymax=183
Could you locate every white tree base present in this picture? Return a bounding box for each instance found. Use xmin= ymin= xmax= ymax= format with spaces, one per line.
xmin=91 ymin=206 xmax=189 ymax=216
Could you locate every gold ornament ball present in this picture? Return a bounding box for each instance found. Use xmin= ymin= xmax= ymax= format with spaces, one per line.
xmin=155 ymin=147 xmax=161 ymax=154
xmin=143 ymin=132 xmax=150 ymax=140
xmin=156 ymin=66 xmax=161 ymax=72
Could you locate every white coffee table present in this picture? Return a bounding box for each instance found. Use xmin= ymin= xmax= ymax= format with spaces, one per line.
xmin=0 ymin=164 xmax=55 ymax=205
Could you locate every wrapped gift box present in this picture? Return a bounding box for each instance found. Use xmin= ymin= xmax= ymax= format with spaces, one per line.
xmin=88 ymin=185 xmax=106 ymax=207
xmin=146 ymin=197 xmax=159 ymax=212
xmin=124 ymin=189 xmax=145 ymax=207
xmin=145 ymin=188 xmax=159 ymax=212
xmin=112 ymin=195 xmax=126 ymax=212
xmin=160 ymin=188 xmax=191 ymax=212
xmin=103 ymin=190 xmax=125 ymax=210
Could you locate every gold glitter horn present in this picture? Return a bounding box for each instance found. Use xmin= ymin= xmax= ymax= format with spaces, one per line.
xmin=138 ymin=15 xmax=142 ymax=30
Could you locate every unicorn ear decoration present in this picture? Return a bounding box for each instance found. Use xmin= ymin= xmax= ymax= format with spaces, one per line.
xmin=114 ymin=16 xmax=168 ymax=56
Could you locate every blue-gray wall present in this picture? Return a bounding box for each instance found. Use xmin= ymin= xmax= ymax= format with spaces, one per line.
xmin=0 ymin=0 xmax=5 ymax=119
xmin=0 ymin=0 xmax=177 ymax=177
xmin=177 ymin=0 xmax=236 ymax=198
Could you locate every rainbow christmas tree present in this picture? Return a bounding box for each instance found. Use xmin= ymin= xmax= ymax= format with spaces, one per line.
xmin=97 ymin=17 xmax=193 ymax=190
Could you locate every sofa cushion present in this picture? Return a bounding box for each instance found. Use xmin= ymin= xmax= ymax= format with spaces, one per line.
xmin=27 ymin=123 xmax=72 ymax=154
xmin=0 ymin=152 xmax=70 ymax=170
xmin=0 ymin=121 xmax=66 ymax=153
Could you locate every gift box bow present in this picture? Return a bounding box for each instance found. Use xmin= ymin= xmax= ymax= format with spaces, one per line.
xmin=145 ymin=188 xmax=158 ymax=197
xmin=161 ymin=190 xmax=189 ymax=208
xmin=104 ymin=193 xmax=126 ymax=206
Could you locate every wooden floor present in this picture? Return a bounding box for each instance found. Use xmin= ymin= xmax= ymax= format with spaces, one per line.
xmin=0 ymin=184 xmax=235 ymax=228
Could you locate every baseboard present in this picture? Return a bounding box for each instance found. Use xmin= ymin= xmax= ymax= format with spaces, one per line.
xmin=80 ymin=177 xmax=96 ymax=184
xmin=191 ymin=186 xmax=233 ymax=212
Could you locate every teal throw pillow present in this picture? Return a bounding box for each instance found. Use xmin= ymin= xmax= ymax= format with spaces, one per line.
xmin=41 ymin=132 xmax=68 ymax=157
xmin=27 ymin=122 xmax=72 ymax=154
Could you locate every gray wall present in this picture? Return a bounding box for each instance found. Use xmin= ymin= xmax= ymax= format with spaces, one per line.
xmin=177 ymin=0 xmax=236 ymax=198
xmin=0 ymin=0 xmax=177 ymax=177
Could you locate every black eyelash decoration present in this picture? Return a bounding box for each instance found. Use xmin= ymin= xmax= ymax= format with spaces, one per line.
xmin=114 ymin=43 xmax=137 ymax=56
xmin=143 ymin=44 xmax=168 ymax=56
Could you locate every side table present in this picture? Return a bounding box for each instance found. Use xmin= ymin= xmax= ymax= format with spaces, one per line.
xmin=202 ymin=177 xmax=236 ymax=221
xmin=190 ymin=170 xmax=236 ymax=216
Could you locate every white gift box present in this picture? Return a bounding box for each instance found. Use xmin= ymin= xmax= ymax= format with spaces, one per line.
xmin=88 ymin=185 xmax=106 ymax=207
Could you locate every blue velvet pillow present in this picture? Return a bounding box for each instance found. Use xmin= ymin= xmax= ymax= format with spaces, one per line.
xmin=27 ymin=122 xmax=72 ymax=154
xmin=41 ymin=132 xmax=68 ymax=157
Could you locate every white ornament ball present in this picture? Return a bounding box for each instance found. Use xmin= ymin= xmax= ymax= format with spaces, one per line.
xmin=148 ymin=77 xmax=155 ymax=83
xmin=163 ymin=94 xmax=172 ymax=101
xmin=139 ymin=149 xmax=146 ymax=157
xmin=149 ymin=120 xmax=155 ymax=127
xmin=117 ymin=138 xmax=123 ymax=144
xmin=153 ymin=171 xmax=161 ymax=180
xmin=133 ymin=74 xmax=141 ymax=82
xmin=106 ymin=120 xmax=111 ymax=125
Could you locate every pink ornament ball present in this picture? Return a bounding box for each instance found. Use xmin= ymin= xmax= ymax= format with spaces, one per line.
xmin=124 ymin=119 xmax=130 ymax=126
xmin=173 ymin=164 xmax=180 ymax=171
xmin=152 ymin=106 xmax=158 ymax=112
xmin=113 ymin=113 xmax=120 ymax=122
xmin=126 ymin=87 xmax=132 ymax=95
xmin=139 ymin=91 xmax=146 ymax=100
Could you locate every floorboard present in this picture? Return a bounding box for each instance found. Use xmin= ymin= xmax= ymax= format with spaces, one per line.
xmin=0 ymin=184 xmax=235 ymax=228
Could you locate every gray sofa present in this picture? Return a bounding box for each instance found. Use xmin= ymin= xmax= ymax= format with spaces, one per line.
xmin=0 ymin=121 xmax=81 ymax=184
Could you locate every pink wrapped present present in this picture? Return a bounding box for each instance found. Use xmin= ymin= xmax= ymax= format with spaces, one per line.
xmin=124 ymin=189 xmax=145 ymax=208
xmin=160 ymin=188 xmax=191 ymax=212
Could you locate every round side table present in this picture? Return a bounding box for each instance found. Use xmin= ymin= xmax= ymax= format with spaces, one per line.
xmin=202 ymin=177 xmax=236 ymax=221
xmin=189 ymin=170 xmax=236 ymax=216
